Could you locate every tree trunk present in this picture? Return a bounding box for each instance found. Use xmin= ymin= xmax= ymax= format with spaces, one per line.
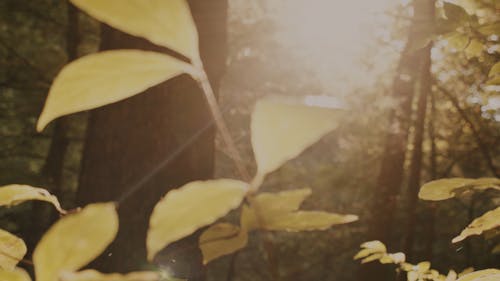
xmin=361 ymin=1 xmax=433 ymax=280
xmin=76 ymin=1 xmax=227 ymax=279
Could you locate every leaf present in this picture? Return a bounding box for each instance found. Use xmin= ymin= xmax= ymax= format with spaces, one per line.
xmin=0 ymin=184 xmax=65 ymax=213
xmin=0 ymin=268 xmax=31 ymax=281
xmin=445 ymin=32 xmax=470 ymax=50
xmin=0 ymin=229 xmax=26 ymax=270
xmin=446 ymin=270 xmax=458 ymax=281
xmin=37 ymin=50 xmax=194 ymax=131
xmin=456 ymin=269 xmax=500 ymax=281
xmin=70 ymin=0 xmax=198 ymax=60
xmin=443 ymin=2 xmax=469 ymax=23
xmin=360 ymin=240 xmax=387 ymax=252
xmin=478 ymin=23 xmax=500 ymax=36
xmin=464 ymin=39 xmax=483 ymax=59
xmin=486 ymin=76 xmax=500 ymax=86
xmin=452 ymin=207 xmax=500 ymax=243
xmin=240 ymin=204 xmax=258 ymax=231
xmin=251 ymin=95 xmax=342 ymax=178
xmin=33 ymin=203 xmax=119 ymax=281
xmin=488 ymin=62 xmax=500 ymax=78
xmin=361 ymin=253 xmax=383 ymax=264
xmin=147 ymin=179 xmax=248 ymax=260
xmin=418 ymin=178 xmax=500 ymax=201
xmin=261 ymin=211 xmax=358 ymax=232
xmin=417 ymin=261 xmax=431 ymax=273
xmin=253 ymin=188 xmax=312 ymax=216
xmin=199 ymin=223 xmax=248 ymax=264
xmin=59 ymin=269 xmax=160 ymax=281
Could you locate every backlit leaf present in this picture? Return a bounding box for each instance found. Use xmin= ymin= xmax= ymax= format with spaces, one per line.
xmin=37 ymin=50 xmax=194 ymax=131
xmin=0 ymin=184 xmax=65 ymax=213
xmin=147 ymin=179 xmax=248 ymax=260
xmin=261 ymin=211 xmax=358 ymax=232
xmin=0 ymin=268 xmax=31 ymax=281
xmin=452 ymin=207 xmax=500 ymax=243
xmin=199 ymin=223 xmax=248 ymax=264
xmin=0 ymin=229 xmax=26 ymax=270
xmin=70 ymin=0 xmax=198 ymax=59
xmin=418 ymin=178 xmax=500 ymax=201
xmin=361 ymin=253 xmax=383 ymax=264
xmin=251 ymin=95 xmax=342 ymax=178
xmin=456 ymin=269 xmax=500 ymax=281
xmin=360 ymin=240 xmax=387 ymax=252
xmin=59 ymin=269 xmax=160 ymax=281
xmin=33 ymin=203 xmax=119 ymax=281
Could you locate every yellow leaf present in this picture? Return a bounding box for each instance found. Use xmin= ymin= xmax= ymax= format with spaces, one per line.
xmin=407 ymin=271 xmax=419 ymax=281
xmin=0 ymin=268 xmax=31 ymax=281
xmin=70 ymin=0 xmax=198 ymax=60
xmin=360 ymin=240 xmax=387 ymax=252
xmin=34 ymin=203 xmax=119 ymax=281
xmin=417 ymin=261 xmax=431 ymax=273
xmin=354 ymin=248 xmax=382 ymax=260
xmin=253 ymin=188 xmax=312 ymax=216
xmin=361 ymin=253 xmax=383 ymax=264
xmin=456 ymin=269 xmax=500 ymax=281
xmin=464 ymin=39 xmax=483 ymax=59
xmin=251 ymin=95 xmax=341 ymax=179
xmin=199 ymin=223 xmax=248 ymax=264
xmin=452 ymin=207 xmax=500 ymax=243
xmin=488 ymin=62 xmax=500 ymax=77
xmin=418 ymin=178 xmax=500 ymax=201
xmin=446 ymin=270 xmax=458 ymax=281
xmin=59 ymin=269 xmax=160 ymax=281
xmin=0 ymin=229 xmax=26 ymax=270
xmin=262 ymin=211 xmax=358 ymax=232
xmin=37 ymin=50 xmax=194 ymax=131
xmin=0 ymin=184 xmax=65 ymax=213
xmin=147 ymin=179 xmax=248 ymax=260
xmin=240 ymin=204 xmax=258 ymax=231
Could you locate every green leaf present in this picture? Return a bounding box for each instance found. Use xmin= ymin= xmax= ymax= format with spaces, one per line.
xmin=443 ymin=2 xmax=469 ymax=23
xmin=70 ymin=0 xmax=199 ymax=60
xmin=147 ymin=179 xmax=248 ymax=260
xmin=0 ymin=229 xmax=26 ymax=270
xmin=261 ymin=211 xmax=358 ymax=232
xmin=251 ymin=95 xmax=342 ymax=179
xmin=418 ymin=178 xmax=500 ymax=201
xmin=199 ymin=223 xmax=248 ymax=264
xmin=59 ymin=269 xmax=160 ymax=281
xmin=37 ymin=50 xmax=194 ymax=131
xmin=0 ymin=184 xmax=65 ymax=213
xmin=456 ymin=269 xmax=500 ymax=281
xmin=452 ymin=207 xmax=500 ymax=243
xmin=33 ymin=203 xmax=119 ymax=281
xmin=0 ymin=268 xmax=31 ymax=281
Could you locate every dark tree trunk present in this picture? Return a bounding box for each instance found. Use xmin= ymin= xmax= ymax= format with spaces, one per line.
xmin=76 ymin=1 xmax=228 ymax=279
xmin=360 ymin=1 xmax=433 ymax=280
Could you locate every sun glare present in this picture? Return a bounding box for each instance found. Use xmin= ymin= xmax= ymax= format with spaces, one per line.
xmin=273 ymin=0 xmax=404 ymax=93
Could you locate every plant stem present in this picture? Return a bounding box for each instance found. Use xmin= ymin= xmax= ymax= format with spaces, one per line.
xmin=194 ymin=61 xmax=251 ymax=181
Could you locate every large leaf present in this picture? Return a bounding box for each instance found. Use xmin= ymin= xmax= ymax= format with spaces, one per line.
xmin=37 ymin=50 xmax=193 ymax=131
xmin=456 ymin=269 xmax=500 ymax=281
xmin=452 ymin=207 xmax=500 ymax=243
xmin=59 ymin=269 xmax=160 ymax=281
xmin=0 ymin=229 xmax=26 ymax=270
xmin=199 ymin=223 xmax=248 ymax=264
xmin=253 ymin=188 xmax=311 ymax=216
xmin=147 ymin=179 xmax=248 ymax=260
xmin=418 ymin=178 xmax=500 ymax=201
xmin=70 ymin=0 xmax=198 ymax=59
xmin=0 ymin=268 xmax=31 ymax=281
xmin=251 ymin=96 xmax=342 ymax=179
xmin=0 ymin=184 xmax=65 ymax=213
xmin=262 ymin=211 xmax=358 ymax=232
xmin=33 ymin=203 xmax=119 ymax=281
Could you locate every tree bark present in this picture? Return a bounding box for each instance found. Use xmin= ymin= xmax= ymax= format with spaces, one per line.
xmin=76 ymin=1 xmax=227 ymax=279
